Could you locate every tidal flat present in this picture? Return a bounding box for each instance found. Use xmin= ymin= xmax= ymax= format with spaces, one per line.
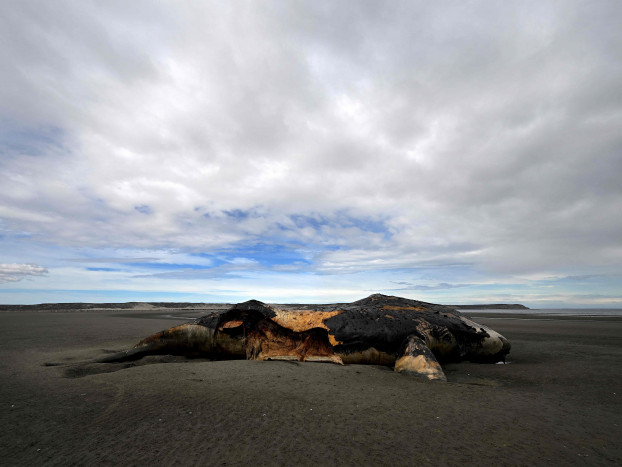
xmin=0 ymin=306 xmax=620 ymax=466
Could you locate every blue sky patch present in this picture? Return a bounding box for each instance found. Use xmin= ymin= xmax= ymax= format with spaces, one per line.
xmin=134 ymin=205 xmax=152 ymax=215
xmin=125 ymin=261 xmax=213 ymax=270
xmin=86 ymin=267 xmax=121 ymax=272
xmin=223 ymin=209 xmax=251 ymax=220
xmin=212 ymin=242 xmax=313 ymax=269
xmin=1 ymin=120 xmax=65 ymax=158
xmin=286 ymin=211 xmax=391 ymax=239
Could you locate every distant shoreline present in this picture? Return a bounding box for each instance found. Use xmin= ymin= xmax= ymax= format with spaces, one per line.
xmin=0 ymin=302 xmax=231 ymax=312
xmin=450 ymin=304 xmax=530 ymax=310
xmin=0 ymin=301 xmax=530 ymax=312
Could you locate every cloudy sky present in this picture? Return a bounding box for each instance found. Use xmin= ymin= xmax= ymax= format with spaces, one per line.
xmin=1 ymin=1 xmax=621 ymax=307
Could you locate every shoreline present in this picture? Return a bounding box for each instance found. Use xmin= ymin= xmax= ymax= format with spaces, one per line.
xmin=1 ymin=305 xmax=621 ymax=322
xmin=464 ymin=312 xmax=622 ymax=322
xmin=1 ymin=301 xmax=620 ymax=316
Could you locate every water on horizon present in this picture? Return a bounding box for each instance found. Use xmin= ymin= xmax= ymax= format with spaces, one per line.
xmin=459 ymin=308 xmax=622 ymax=317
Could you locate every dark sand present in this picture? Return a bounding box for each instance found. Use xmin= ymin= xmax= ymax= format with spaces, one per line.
xmin=1 ymin=308 xmax=620 ymax=466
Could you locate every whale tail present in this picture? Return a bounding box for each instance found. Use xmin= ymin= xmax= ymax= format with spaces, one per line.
xmin=93 ymin=324 xmax=217 ymax=363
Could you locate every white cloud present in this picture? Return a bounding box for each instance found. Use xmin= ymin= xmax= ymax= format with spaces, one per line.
xmin=0 ymin=263 xmax=48 ymax=283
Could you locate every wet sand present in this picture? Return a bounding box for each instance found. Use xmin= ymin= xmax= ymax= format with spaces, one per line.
xmin=0 ymin=308 xmax=621 ymax=466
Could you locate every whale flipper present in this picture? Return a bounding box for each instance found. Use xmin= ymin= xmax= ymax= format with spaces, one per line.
xmin=394 ymin=335 xmax=446 ymax=381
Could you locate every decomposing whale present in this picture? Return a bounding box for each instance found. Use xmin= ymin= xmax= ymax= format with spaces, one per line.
xmin=97 ymin=294 xmax=510 ymax=381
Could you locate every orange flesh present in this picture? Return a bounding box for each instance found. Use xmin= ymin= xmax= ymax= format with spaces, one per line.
xmin=245 ymin=319 xmax=341 ymax=363
xmin=381 ymin=305 xmax=425 ymax=312
xmin=272 ymin=309 xmax=344 ymax=345
xmin=219 ymin=319 xmax=244 ymax=330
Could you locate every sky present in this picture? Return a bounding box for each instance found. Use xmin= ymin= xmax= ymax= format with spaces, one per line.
xmin=1 ymin=1 xmax=621 ymax=307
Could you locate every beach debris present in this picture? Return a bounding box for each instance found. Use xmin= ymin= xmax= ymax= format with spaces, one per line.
xmin=95 ymin=294 xmax=511 ymax=381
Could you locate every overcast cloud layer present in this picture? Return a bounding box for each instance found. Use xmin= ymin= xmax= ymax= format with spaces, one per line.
xmin=1 ymin=1 xmax=621 ymax=306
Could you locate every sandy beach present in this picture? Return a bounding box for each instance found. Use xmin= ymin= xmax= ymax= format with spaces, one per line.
xmin=1 ymin=307 xmax=620 ymax=466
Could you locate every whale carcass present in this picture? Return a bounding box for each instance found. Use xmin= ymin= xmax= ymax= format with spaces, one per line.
xmin=98 ymin=294 xmax=510 ymax=381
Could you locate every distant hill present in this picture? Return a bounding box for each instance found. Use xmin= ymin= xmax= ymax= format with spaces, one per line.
xmin=448 ymin=304 xmax=530 ymax=310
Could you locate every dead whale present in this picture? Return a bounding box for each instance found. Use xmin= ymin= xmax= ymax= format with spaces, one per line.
xmin=97 ymin=294 xmax=510 ymax=381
